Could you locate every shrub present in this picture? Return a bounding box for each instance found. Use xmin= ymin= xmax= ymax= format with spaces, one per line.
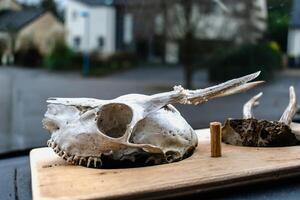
xmin=44 ymin=43 xmax=138 ymax=75
xmin=43 ymin=42 xmax=82 ymax=70
xmin=265 ymin=0 xmax=291 ymax=52
xmin=106 ymin=51 xmax=137 ymax=69
xmin=0 ymin=39 xmax=7 ymax=56
xmin=15 ymin=45 xmax=42 ymax=67
xmin=208 ymin=43 xmax=282 ymax=82
xmin=90 ymin=51 xmax=137 ymax=76
xmin=89 ymin=51 xmax=104 ymax=68
xmin=179 ymin=39 xmax=231 ymax=69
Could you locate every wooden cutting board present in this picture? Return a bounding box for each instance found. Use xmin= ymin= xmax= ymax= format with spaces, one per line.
xmin=30 ymin=128 xmax=300 ymax=200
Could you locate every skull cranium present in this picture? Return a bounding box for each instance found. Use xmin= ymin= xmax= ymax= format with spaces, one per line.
xmin=43 ymin=72 xmax=261 ymax=168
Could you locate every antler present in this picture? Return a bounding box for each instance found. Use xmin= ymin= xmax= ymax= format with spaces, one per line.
xmin=149 ymin=71 xmax=263 ymax=107
xmin=184 ymin=71 xmax=263 ymax=105
xmin=279 ymin=86 xmax=297 ymax=125
xmin=243 ymin=92 xmax=263 ymax=119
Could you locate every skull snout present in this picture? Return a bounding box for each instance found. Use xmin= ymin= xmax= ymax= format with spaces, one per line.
xmin=43 ymin=104 xmax=81 ymax=132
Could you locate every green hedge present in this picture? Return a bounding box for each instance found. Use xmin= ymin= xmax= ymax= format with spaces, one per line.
xmin=208 ymin=43 xmax=282 ymax=82
xmin=43 ymin=43 xmax=82 ymax=70
xmin=43 ymin=42 xmax=137 ymax=75
xmin=0 ymin=40 xmax=7 ymax=57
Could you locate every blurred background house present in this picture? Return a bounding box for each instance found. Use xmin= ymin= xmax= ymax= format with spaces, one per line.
xmin=65 ymin=0 xmax=118 ymax=56
xmin=0 ymin=0 xmax=64 ymax=65
xmin=288 ymin=0 xmax=300 ymax=67
xmin=64 ymin=0 xmax=267 ymax=62
xmin=62 ymin=0 xmax=271 ymax=88
xmin=125 ymin=0 xmax=268 ymax=64
xmin=0 ymin=0 xmax=290 ymax=84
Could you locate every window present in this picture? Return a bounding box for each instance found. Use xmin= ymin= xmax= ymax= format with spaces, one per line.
xmin=73 ymin=36 xmax=81 ymax=48
xmin=123 ymin=13 xmax=133 ymax=44
xmin=98 ymin=36 xmax=105 ymax=48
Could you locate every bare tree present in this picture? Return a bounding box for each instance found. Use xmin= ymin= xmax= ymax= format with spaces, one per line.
xmin=161 ymin=0 xmax=213 ymax=89
xmin=125 ymin=0 xmax=267 ymax=88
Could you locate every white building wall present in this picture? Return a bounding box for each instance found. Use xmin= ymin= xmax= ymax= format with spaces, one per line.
xmin=65 ymin=0 xmax=86 ymax=51
xmin=66 ymin=0 xmax=116 ymax=55
xmin=288 ymin=29 xmax=300 ymax=57
xmin=89 ymin=6 xmax=116 ymax=54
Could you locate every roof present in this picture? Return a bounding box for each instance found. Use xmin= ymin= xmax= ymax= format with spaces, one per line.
xmin=290 ymin=0 xmax=300 ymax=28
xmin=0 ymin=9 xmax=44 ymax=32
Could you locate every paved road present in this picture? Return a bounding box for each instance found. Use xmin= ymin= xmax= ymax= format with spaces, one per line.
xmin=0 ymin=66 xmax=299 ymax=154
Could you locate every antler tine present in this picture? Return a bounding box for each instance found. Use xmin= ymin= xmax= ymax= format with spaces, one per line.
xmin=243 ymin=92 xmax=263 ymax=119
xmin=279 ymin=86 xmax=297 ymax=125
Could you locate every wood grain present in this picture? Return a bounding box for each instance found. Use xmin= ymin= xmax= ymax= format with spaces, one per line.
xmin=210 ymin=122 xmax=222 ymax=157
xmin=30 ymin=129 xmax=300 ymax=200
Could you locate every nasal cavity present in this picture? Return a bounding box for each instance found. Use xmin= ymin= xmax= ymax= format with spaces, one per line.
xmin=97 ymin=103 xmax=133 ymax=138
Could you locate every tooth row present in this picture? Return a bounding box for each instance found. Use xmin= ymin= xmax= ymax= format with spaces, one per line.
xmin=47 ymin=139 xmax=57 ymax=149
xmin=47 ymin=139 xmax=102 ymax=168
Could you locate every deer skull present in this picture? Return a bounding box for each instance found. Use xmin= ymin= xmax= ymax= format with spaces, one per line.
xmin=43 ymin=72 xmax=262 ymax=168
xmin=222 ymin=86 xmax=300 ymax=147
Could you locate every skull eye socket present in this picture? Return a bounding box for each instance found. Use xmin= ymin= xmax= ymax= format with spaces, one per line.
xmin=97 ymin=103 xmax=133 ymax=138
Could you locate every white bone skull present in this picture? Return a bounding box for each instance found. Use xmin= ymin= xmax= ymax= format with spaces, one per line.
xmin=43 ymin=72 xmax=262 ymax=168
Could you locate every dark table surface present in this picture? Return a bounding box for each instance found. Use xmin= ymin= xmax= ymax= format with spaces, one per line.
xmin=2 ymin=155 xmax=300 ymax=200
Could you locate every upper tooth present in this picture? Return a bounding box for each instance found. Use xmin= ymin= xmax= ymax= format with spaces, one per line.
xmin=79 ymin=158 xmax=85 ymax=166
xmin=62 ymin=152 xmax=68 ymax=159
xmin=87 ymin=157 xmax=93 ymax=167
xmin=73 ymin=155 xmax=79 ymax=162
xmin=58 ymin=151 xmax=64 ymax=156
xmin=67 ymin=156 xmax=74 ymax=162
xmin=51 ymin=142 xmax=56 ymax=148
xmin=93 ymin=158 xmax=98 ymax=168
xmin=54 ymin=146 xmax=59 ymax=152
